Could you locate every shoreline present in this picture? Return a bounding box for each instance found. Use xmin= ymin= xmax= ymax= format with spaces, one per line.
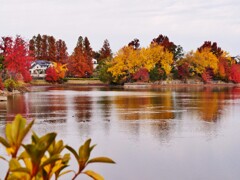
xmin=1 ymin=80 xmax=240 ymax=98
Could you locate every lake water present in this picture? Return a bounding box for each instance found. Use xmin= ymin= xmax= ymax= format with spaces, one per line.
xmin=1 ymin=86 xmax=240 ymax=180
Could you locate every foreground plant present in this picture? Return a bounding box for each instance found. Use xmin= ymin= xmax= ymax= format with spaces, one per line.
xmin=0 ymin=114 xmax=115 ymax=180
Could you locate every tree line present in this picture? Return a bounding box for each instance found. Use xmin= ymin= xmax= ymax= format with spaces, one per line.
xmin=0 ymin=33 xmax=240 ymax=89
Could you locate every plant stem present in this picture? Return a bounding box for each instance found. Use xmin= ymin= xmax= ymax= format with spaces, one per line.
xmin=4 ymin=169 xmax=9 ymax=180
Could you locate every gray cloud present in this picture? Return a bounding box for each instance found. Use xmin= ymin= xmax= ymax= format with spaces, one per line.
xmin=0 ymin=0 xmax=239 ymax=55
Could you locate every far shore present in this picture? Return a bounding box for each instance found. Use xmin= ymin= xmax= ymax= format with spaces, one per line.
xmin=1 ymin=79 xmax=240 ymax=98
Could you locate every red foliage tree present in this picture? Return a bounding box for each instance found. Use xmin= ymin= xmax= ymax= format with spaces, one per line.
xmin=29 ymin=34 xmax=67 ymax=62
xmin=41 ymin=35 xmax=48 ymax=60
xmin=218 ymin=57 xmax=231 ymax=81
xmin=48 ymin=36 xmax=57 ymax=62
xmin=56 ymin=39 xmax=68 ymax=64
xmin=198 ymin=41 xmax=223 ymax=58
xmin=128 ymin=38 xmax=140 ymax=50
xmin=1 ymin=36 xmax=33 ymax=82
xmin=151 ymin=34 xmax=183 ymax=60
xmin=133 ymin=68 xmax=149 ymax=82
xmin=230 ymin=64 xmax=240 ymax=83
xmin=177 ymin=62 xmax=190 ymax=81
xmin=45 ymin=67 xmax=59 ymax=83
xmin=201 ymin=70 xmax=212 ymax=84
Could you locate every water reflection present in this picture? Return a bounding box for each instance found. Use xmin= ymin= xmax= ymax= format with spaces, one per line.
xmin=1 ymin=86 xmax=240 ymax=179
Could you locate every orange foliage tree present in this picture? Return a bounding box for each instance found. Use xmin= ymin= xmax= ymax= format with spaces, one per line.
xmin=68 ymin=36 xmax=93 ymax=77
xmin=45 ymin=62 xmax=68 ymax=83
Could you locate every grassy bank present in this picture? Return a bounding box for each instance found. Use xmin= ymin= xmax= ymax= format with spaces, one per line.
xmin=31 ymin=78 xmax=106 ymax=86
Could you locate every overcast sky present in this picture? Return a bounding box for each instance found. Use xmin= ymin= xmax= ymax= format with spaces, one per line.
xmin=1 ymin=0 xmax=240 ymax=55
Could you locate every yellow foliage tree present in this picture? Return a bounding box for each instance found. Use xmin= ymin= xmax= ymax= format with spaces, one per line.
xmin=178 ymin=48 xmax=219 ymax=77
xmin=52 ymin=62 xmax=68 ymax=79
xmin=193 ymin=48 xmax=219 ymax=74
xmin=108 ymin=45 xmax=174 ymax=82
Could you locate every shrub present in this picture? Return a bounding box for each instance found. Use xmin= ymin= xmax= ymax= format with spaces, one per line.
xmin=0 ymin=114 xmax=115 ymax=180
xmin=132 ymin=68 xmax=149 ymax=82
xmin=3 ymin=78 xmax=17 ymax=92
xmin=230 ymin=64 xmax=240 ymax=83
xmin=45 ymin=67 xmax=59 ymax=83
xmin=201 ymin=69 xmax=212 ymax=84
xmin=149 ymin=66 xmax=166 ymax=81
xmin=177 ymin=62 xmax=190 ymax=81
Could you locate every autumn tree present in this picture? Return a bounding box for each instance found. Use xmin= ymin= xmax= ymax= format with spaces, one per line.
xmin=107 ymin=44 xmax=173 ymax=83
xmin=45 ymin=62 xmax=68 ymax=83
xmin=45 ymin=67 xmax=58 ymax=83
xmin=198 ymin=41 xmax=223 ymax=58
xmin=128 ymin=38 xmax=140 ymax=50
xmin=179 ymin=48 xmax=219 ymax=78
xmin=132 ymin=68 xmax=149 ymax=82
xmin=35 ymin=34 xmax=42 ymax=59
xmin=29 ymin=37 xmax=35 ymax=59
xmin=41 ymin=35 xmax=48 ymax=60
xmin=68 ymin=36 xmax=92 ymax=77
xmin=0 ymin=36 xmax=33 ymax=82
xmin=56 ymin=39 xmax=68 ymax=64
xmin=29 ymin=34 xmax=68 ymax=62
xmin=48 ymin=36 xmax=57 ymax=61
xmin=177 ymin=61 xmax=191 ymax=81
xmin=230 ymin=64 xmax=240 ymax=83
xmin=99 ymin=39 xmax=112 ymax=62
xmin=151 ymin=34 xmax=184 ymax=61
xmin=83 ymin=37 xmax=93 ymax=74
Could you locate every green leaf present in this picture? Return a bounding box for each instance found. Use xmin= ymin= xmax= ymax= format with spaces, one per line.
xmin=62 ymin=153 xmax=70 ymax=164
xmin=23 ymin=132 xmax=57 ymax=165
xmin=18 ymin=151 xmax=29 ymax=160
xmin=35 ymin=132 xmax=56 ymax=150
xmin=6 ymin=124 xmax=14 ymax=145
xmin=90 ymin=144 xmax=97 ymax=153
xmin=83 ymin=170 xmax=104 ymax=180
xmin=20 ymin=119 xmax=34 ymax=144
xmin=12 ymin=114 xmax=26 ymax=145
xmin=65 ymin=145 xmax=79 ymax=163
xmin=58 ymin=170 xmax=75 ymax=177
xmin=79 ymin=139 xmax=91 ymax=162
xmin=0 ymin=155 xmax=8 ymax=162
xmin=11 ymin=167 xmax=31 ymax=174
xmin=31 ymin=131 xmax=39 ymax=144
xmin=0 ymin=136 xmax=11 ymax=148
xmin=40 ymin=154 xmax=62 ymax=168
xmin=9 ymin=158 xmax=21 ymax=170
xmin=88 ymin=157 xmax=115 ymax=164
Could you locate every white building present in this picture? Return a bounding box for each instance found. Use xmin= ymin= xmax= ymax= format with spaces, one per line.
xmin=30 ymin=60 xmax=53 ymax=78
xmin=92 ymin=58 xmax=98 ymax=69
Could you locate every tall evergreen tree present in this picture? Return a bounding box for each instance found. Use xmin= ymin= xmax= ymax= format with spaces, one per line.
xmin=68 ymin=36 xmax=91 ymax=77
xmin=35 ymin=34 xmax=42 ymax=59
xmin=41 ymin=35 xmax=48 ymax=60
xmin=29 ymin=36 xmax=36 ymax=59
xmin=83 ymin=37 xmax=93 ymax=73
xmin=99 ymin=39 xmax=112 ymax=61
xmin=48 ymin=36 xmax=56 ymax=61
xmin=56 ymin=39 xmax=68 ymax=64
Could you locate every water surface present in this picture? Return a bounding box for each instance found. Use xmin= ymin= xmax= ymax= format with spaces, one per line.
xmin=1 ymin=86 xmax=240 ymax=180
